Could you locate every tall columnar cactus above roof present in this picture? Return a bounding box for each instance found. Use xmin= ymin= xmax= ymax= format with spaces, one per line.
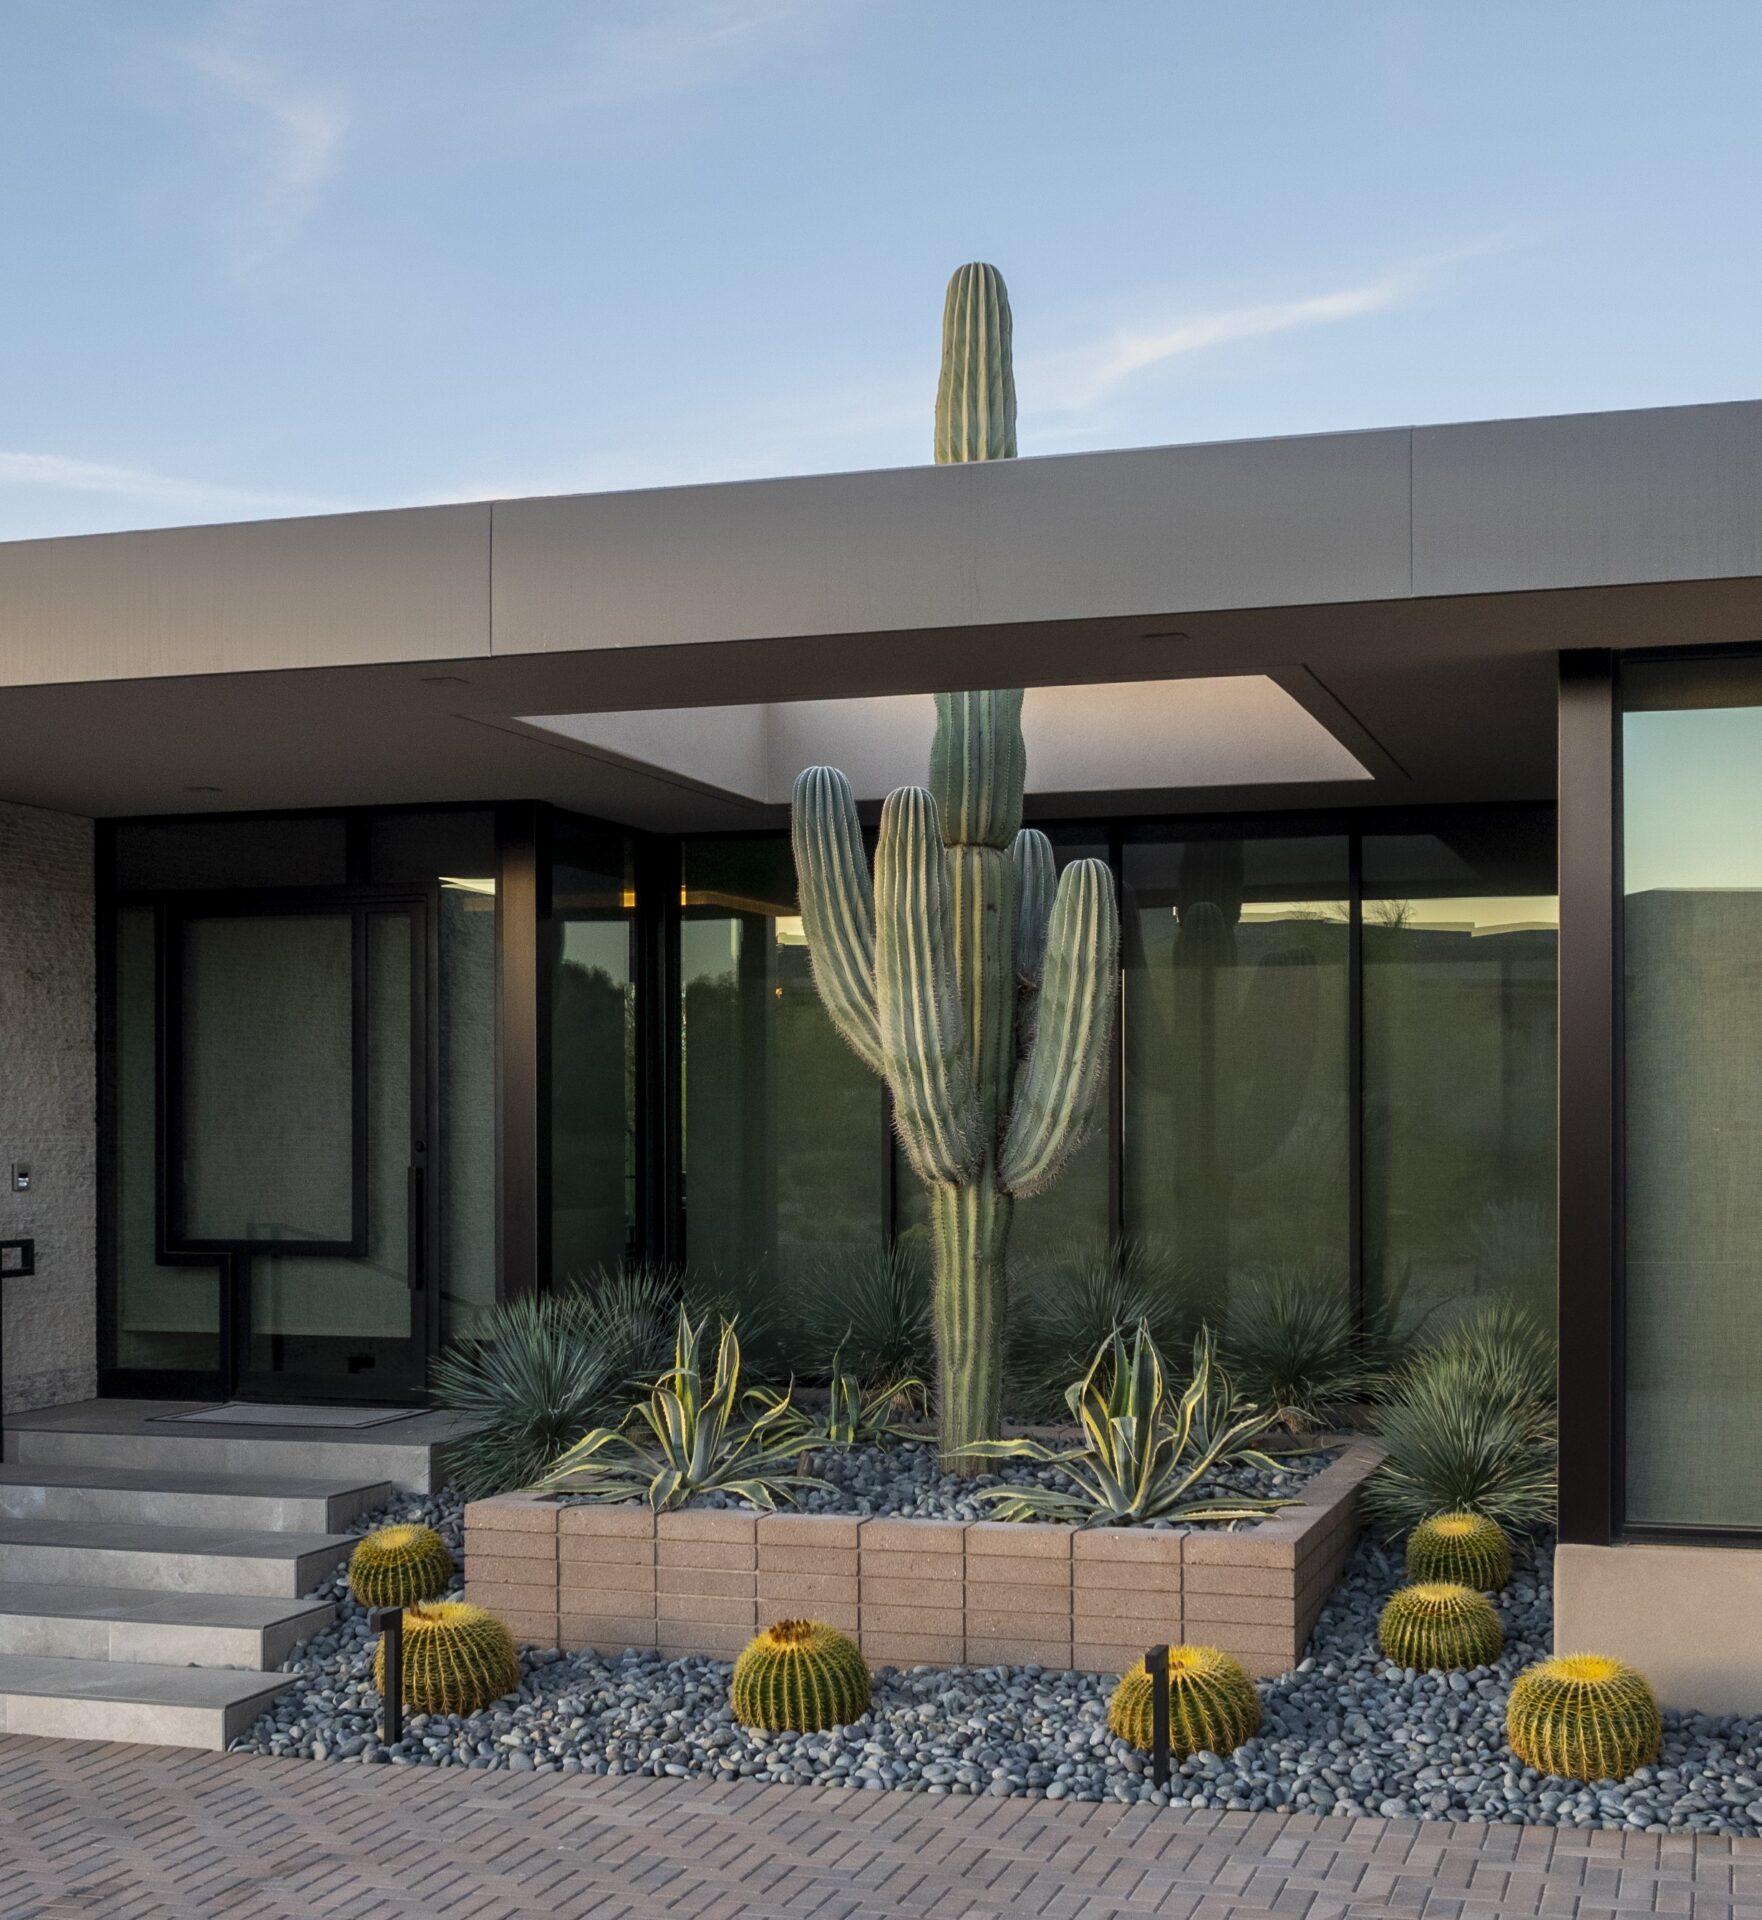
xmin=792 ymin=265 xmax=1119 ymax=1468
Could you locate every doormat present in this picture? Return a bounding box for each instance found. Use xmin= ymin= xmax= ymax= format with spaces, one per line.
xmin=157 ymin=1404 xmax=416 ymax=1430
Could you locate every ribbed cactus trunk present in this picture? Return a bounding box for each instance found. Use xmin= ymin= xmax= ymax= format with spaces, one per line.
xmin=791 ymin=265 xmax=1119 ymax=1468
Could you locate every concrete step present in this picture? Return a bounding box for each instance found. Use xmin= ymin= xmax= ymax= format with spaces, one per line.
xmin=0 ymin=1518 xmax=352 ymax=1598
xmin=5 ymin=1400 xmax=476 ymax=1495
xmin=0 ymin=1463 xmax=391 ymax=1533
xmin=0 ymin=1582 xmax=334 ymax=1669
xmin=0 ymin=1652 xmax=292 ymax=1751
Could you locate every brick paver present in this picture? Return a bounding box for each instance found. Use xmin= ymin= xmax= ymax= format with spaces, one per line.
xmin=0 ymin=1738 xmax=1754 ymax=1920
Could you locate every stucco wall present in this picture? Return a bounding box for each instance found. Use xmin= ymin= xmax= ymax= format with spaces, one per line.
xmin=0 ymin=800 xmax=96 ymax=1410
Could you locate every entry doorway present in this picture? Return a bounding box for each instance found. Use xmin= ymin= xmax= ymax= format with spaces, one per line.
xmin=158 ymin=895 xmax=435 ymax=1402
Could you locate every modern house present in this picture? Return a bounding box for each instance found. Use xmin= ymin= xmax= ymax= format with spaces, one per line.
xmin=1 ymin=397 xmax=1759 ymax=1714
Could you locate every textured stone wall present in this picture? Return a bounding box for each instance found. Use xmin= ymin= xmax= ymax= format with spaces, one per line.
xmin=0 ymin=801 xmax=96 ymax=1410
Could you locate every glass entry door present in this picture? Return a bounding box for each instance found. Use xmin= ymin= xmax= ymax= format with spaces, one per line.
xmin=164 ymin=897 xmax=432 ymax=1402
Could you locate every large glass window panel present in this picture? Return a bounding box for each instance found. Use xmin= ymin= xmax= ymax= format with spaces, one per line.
xmin=1121 ymin=833 xmax=1349 ymax=1322
xmin=247 ymin=910 xmax=416 ymax=1381
xmin=1362 ymin=819 xmax=1557 ymax=1340
xmin=112 ymin=909 xmax=222 ymax=1373
xmin=1623 ymin=654 xmax=1762 ymax=1529
xmin=681 ymin=837 xmax=884 ymax=1299
xmin=178 ymin=913 xmax=356 ymax=1245
xmin=551 ymin=819 xmax=636 ymax=1287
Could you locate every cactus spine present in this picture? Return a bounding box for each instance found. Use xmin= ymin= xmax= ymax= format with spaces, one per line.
xmin=1108 ymin=1645 xmax=1262 ymax=1759
xmin=793 ymin=266 xmax=1119 ymax=1468
xmin=1507 ymin=1654 xmax=1661 ymax=1782
xmin=1378 ymin=1582 xmax=1504 ymax=1671
xmin=348 ymin=1523 xmax=454 ymax=1610
xmin=374 ymin=1602 xmax=519 ymax=1717
xmin=731 ymin=1619 xmax=872 ymax=1732
xmin=1406 ymin=1512 xmax=1513 ymax=1592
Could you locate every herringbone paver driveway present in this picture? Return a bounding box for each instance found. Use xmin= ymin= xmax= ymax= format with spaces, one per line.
xmin=0 ymin=1738 xmax=1755 ymax=1920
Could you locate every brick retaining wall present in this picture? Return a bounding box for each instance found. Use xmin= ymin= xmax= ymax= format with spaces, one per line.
xmin=464 ymin=1438 xmax=1378 ymax=1678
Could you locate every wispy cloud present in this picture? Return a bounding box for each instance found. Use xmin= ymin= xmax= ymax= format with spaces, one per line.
xmin=170 ymin=21 xmax=348 ymax=266
xmin=576 ymin=0 xmax=830 ymax=105
xmin=1026 ymin=240 xmax=1510 ymax=415
xmin=0 ymin=451 xmax=345 ymax=519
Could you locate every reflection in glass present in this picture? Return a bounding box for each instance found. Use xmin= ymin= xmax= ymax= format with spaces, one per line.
xmin=1624 ymin=655 xmax=1762 ymax=1528
xmin=180 ymin=913 xmax=356 ymax=1245
xmin=1122 ymin=834 xmax=1349 ymax=1324
xmin=681 ymin=837 xmax=883 ymax=1300
xmin=1362 ymin=823 xmax=1557 ymax=1340
xmin=113 ymin=909 xmax=222 ymax=1372
xmin=551 ymin=822 xmax=637 ymax=1287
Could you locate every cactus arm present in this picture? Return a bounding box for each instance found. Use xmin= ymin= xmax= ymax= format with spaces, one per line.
xmin=1011 ymin=826 xmax=1055 ymax=1058
xmin=791 ymin=766 xmax=885 ymax=1076
xmin=934 ymin=262 xmax=1016 ymax=463
xmin=998 ymin=858 xmax=1118 ymax=1196
xmin=874 ymin=787 xmax=981 ymax=1184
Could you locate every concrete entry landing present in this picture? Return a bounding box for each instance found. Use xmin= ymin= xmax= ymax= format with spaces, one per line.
xmin=0 ymin=1399 xmax=468 ymax=1750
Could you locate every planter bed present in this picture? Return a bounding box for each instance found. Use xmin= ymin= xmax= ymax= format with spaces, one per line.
xmin=237 ymin=1514 xmax=1762 ymax=1834
xmin=463 ymin=1438 xmax=1378 ymax=1678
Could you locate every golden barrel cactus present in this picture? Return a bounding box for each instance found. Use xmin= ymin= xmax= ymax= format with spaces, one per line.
xmin=1406 ymin=1512 xmax=1512 ymax=1592
xmin=1108 ymin=1645 xmax=1261 ymax=1760
xmin=1378 ymin=1583 xmax=1504 ymax=1671
xmin=1507 ymin=1654 xmax=1661 ymax=1782
xmin=348 ymin=1522 xmax=454 ymax=1609
xmin=731 ymin=1620 xmax=871 ymax=1732
xmin=375 ymin=1601 xmax=520 ymax=1717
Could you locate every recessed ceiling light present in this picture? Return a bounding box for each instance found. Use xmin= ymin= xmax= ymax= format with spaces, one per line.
xmin=420 ymin=673 xmax=472 ymax=685
xmin=183 ymin=784 xmax=224 ymax=794
xmin=1139 ymin=629 xmax=1191 ymax=643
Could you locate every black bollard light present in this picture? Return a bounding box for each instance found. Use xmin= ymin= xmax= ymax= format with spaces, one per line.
xmin=369 ymin=1606 xmax=404 ymax=1746
xmin=1147 ymin=1643 xmax=1171 ymax=1791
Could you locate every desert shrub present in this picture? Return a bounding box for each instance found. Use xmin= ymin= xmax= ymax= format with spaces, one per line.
xmin=431 ymin=1293 xmax=619 ymax=1500
xmin=1007 ymin=1238 xmax=1194 ymax=1420
xmin=792 ymin=1244 xmax=933 ymax=1387
xmin=1218 ymin=1265 xmax=1381 ymax=1430
xmin=1363 ymin=1303 xmax=1557 ymax=1534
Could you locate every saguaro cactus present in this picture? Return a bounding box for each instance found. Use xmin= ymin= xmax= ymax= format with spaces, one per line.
xmin=792 ymin=264 xmax=1119 ymax=1467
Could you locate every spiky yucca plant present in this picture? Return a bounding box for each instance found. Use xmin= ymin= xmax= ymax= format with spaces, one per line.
xmin=793 ymin=264 xmax=1119 ymax=1468
xmin=1108 ymin=1645 xmax=1261 ymax=1759
xmin=532 ymin=1309 xmax=825 ymax=1510
xmin=1508 ymin=1655 xmax=1661 ymax=1782
xmin=1406 ymin=1512 xmax=1512 ymax=1591
xmin=1378 ymin=1583 xmax=1504 ymax=1671
xmin=794 ymin=1244 xmax=932 ymax=1385
xmin=348 ymin=1523 xmax=454 ymax=1609
xmin=1219 ymin=1265 xmax=1378 ymax=1431
xmin=731 ymin=1620 xmax=872 ymax=1732
xmin=1364 ymin=1304 xmax=1557 ymax=1534
xmin=968 ymin=1323 xmax=1291 ymax=1526
xmin=376 ymin=1602 xmax=520 ymax=1717
xmin=1008 ymin=1238 xmax=1192 ymax=1420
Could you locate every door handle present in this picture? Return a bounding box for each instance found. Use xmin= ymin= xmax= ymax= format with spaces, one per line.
xmin=406 ymin=1165 xmax=426 ymax=1292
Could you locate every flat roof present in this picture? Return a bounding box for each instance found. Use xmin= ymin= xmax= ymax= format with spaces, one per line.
xmin=2 ymin=399 xmax=1759 ymax=826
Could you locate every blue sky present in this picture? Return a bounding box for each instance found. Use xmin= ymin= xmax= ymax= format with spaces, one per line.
xmin=5 ymin=1 xmax=1760 ymax=540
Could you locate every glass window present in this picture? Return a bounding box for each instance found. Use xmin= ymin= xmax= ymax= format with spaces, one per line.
xmin=550 ymin=817 xmax=636 ymax=1287
xmin=1623 ymin=653 xmax=1762 ymax=1529
xmin=1121 ymin=832 xmax=1349 ymax=1323
xmin=111 ymin=909 xmax=223 ymax=1373
xmin=1362 ymin=817 xmax=1557 ymax=1340
xmin=681 ymin=836 xmax=884 ymax=1297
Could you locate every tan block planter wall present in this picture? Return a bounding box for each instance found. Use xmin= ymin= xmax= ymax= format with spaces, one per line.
xmin=465 ymin=1438 xmax=1379 ymax=1679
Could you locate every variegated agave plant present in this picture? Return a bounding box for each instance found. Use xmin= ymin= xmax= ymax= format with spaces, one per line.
xmin=752 ymin=1349 xmax=926 ymax=1451
xmin=967 ymin=1322 xmax=1295 ymax=1526
xmin=532 ymin=1309 xmax=826 ymax=1511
